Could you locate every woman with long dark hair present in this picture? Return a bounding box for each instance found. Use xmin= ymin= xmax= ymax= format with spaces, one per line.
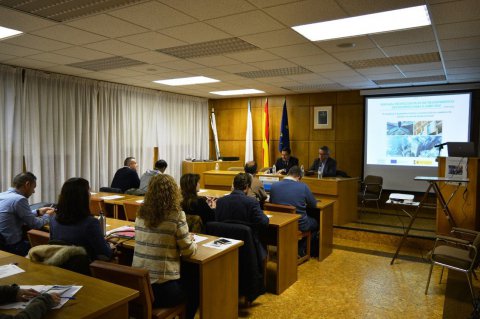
xmin=49 ymin=177 xmax=112 ymax=261
xmin=180 ymin=173 xmax=215 ymax=225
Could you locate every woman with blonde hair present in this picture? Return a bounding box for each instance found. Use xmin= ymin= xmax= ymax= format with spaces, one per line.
xmin=132 ymin=174 xmax=198 ymax=319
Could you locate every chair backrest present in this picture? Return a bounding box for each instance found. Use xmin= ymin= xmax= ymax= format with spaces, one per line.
xmin=186 ymin=214 xmax=204 ymax=233
xmin=123 ymin=202 xmax=142 ymax=221
xmin=227 ymin=166 xmax=244 ymax=171
xmin=263 ymin=202 xmax=296 ymax=214
xmin=363 ymin=175 xmax=383 ymax=195
xmin=27 ymin=229 xmax=50 ymax=247
xmin=90 ymin=260 xmax=153 ymax=319
xmin=90 ymin=197 xmax=106 ymax=216
xmin=99 ymin=187 xmax=123 ymax=194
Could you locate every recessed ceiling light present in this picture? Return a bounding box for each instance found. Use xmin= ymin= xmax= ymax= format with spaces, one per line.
xmin=292 ymin=5 xmax=431 ymax=42
xmin=210 ymin=89 xmax=265 ymax=96
xmin=337 ymin=42 xmax=356 ymax=48
xmin=153 ymin=76 xmax=219 ymax=86
xmin=0 ymin=26 xmax=22 ymax=40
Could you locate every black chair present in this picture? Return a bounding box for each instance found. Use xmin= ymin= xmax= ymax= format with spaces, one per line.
xmin=99 ymin=186 xmax=123 ymax=194
xmin=358 ymin=175 xmax=383 ymax=210
xmin=206 ymin=221 xmax=266 ymax=303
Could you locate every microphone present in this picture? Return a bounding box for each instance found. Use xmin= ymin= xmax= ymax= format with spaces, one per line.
xmin=434 ymin=142 xmax=448 ymax=148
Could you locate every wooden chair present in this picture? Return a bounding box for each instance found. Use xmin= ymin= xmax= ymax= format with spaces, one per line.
xmin=123 ymin=201 xmax=142 ymax=221
xmin=27 ymin=229 xmax=50 ymax=247
xmin=90 ymin=197 xmax=106 ymax=216
xmin=90 ymin=260 xmax=186 ymax=319
xmin=264 ymin=202 xmax=311 ymax=264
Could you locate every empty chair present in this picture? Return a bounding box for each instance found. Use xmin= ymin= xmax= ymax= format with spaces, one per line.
xmin=90 ymin=197 xmax=106 ymax=216
xmin=99 ymin=186 xmax=123 ymax=194
xmin=90 ymin=260 xmax=186 ymax=319
xmin=358 ymin=175 xmax=383 ymax=210
xmin=123 ymin=201 xmax=142 ymax=221
xmin=27 ymin=229 xmax=50 ymax=247
xmin=264 ymin=202 xmax=311 ymax=264
xmin=227 ymin=167 xmax=244 ymax=171
xmin=425 ymin=227 xmax=480 ymax=301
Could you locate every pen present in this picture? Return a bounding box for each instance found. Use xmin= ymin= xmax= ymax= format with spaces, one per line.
xmin=60 ymin=296 xmax=76 ymax=300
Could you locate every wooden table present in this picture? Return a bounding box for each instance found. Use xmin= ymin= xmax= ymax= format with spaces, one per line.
xmin=316 ymin=199 xmax=335 ymax=261
xmin=91 ymin=193 xmax=143 ymax=219
xmin=263 ymin=211 xmax=299 ymax=294
xmin=203 ymin=170 xmax=358 ymax=225
xmin=0 ymin=252 xmax=138 ymax=319
xmin=107 ymin=219 xmax=243 ymax=319
xmin=182 ymin=161 xmax=242 ymax=187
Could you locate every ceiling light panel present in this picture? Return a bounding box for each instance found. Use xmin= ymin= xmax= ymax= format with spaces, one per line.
xmin=345 ymin=52 xmax=441 ymax=69
xmin=236 ymin=66 xmax=312 ymax=78
xmin=292 ymin=5 xmax=431 ymax=41
xmin=68 ymin=56 xmax=146 ymax=71
xmin=210 ymin=89 xmax=265 ymax=96
xmin=153 ymin=76 xmax=219 ymax=86
xmin=0 ymin=0 xmax=144 ymax=22
xmin=157 ymin=37 xmax=259 ymax=59
xmin=0 ymin=25 xmax=22 ymax=40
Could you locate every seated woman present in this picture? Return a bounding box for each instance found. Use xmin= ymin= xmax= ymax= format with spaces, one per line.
xmin=132 ymin=174 xmax=198 ymax=319
xmin=49 ymin=178 xmax=112 ymax=261
xmin=180 ymin=173 xmax=215 ymax=228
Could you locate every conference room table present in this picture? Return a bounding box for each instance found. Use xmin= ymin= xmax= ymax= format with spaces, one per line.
xmin=0 ymin=250 xmax=138 ymax=319
xmin=202 ymin=170 xmax=358 ymax=225
xmin=106 ymin=219 xmax=243 ymax=319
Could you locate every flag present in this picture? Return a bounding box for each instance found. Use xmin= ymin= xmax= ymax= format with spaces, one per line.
xmin=245 ymin=100 xmax=253 ymax=163
xmin=210 ymin=108 xmax=221 ymax=160
xmin=279 ymin=99 xmax=290 ymax=152
xmin=262 ymin=98 xmax=270 ymax=167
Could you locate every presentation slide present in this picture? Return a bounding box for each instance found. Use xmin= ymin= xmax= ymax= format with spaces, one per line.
xmin=364 ymin=92 xmax=471 ymax=191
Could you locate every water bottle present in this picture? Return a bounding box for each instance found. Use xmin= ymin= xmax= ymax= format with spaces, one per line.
xmin=317 ymin=164 xmax=323 ymax=179
xmin=215 ymin=162 xmax=220 ymax=170
xmin=300 ymin=165 xmax=305 ymax=177
xmin=99 ymin=211 xmax=106 ymax=236
xmin=272 ymin=165 xmax=276 ymax=174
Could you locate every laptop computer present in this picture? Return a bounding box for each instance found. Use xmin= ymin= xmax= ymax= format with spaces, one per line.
xmin=447 ymin=142 xmax=476 ymax=157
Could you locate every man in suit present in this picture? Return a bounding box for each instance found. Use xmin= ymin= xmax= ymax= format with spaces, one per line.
xmin=308 ymin=146 xmax=337 ymax=177
xmin=244 ymin=161 xmax=267 ymax=204
xmin=111 ymin=157 xmax=140 ymax=192
xmin=274 ymin=147 xmax=299 ymax=174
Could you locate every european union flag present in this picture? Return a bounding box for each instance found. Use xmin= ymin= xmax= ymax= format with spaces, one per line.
xmin=279 ymin=100 xmax=290 ymax=152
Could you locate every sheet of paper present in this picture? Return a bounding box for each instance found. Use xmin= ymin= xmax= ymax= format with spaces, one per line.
xmin=198 ymin=189 xmax=207 ymax=193
xmin=266 ymin=214 xmax=272 ymax=218
xmin=101 ymin=195 xmax=124 ymax=200
xmin=0 ymin=285 xmax=82 ymax=310
xmin=0 ymin=264 xmax=25 ymax=279
xmin=193 ymin=234 xmax=208 ymax=243
xmin=203 ymin=238 xmax=240 ymax=250
xmin=135 ymin=199 xmax=144 ymax=203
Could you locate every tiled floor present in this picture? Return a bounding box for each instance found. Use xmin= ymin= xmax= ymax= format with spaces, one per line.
xmin=239 ymin=237 xmax=446 ymax=319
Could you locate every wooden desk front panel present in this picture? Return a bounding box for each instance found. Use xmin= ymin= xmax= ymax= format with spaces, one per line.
xmin=0 ymin=254 xmax=138 ymax=319
xmin=317 ymin=200 xmax=335 ymax=261
xmin=202 ymin=170 xmax=237 ymax=190
xmin=182 ymin=162 xmax=242 ymax=187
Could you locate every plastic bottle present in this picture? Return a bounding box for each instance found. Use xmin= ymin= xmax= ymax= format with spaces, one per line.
xmin=317 ymin=164 xmax=323 ymax=179
xmin=215 ymin=162 xmax=220 ymax=170
xmin=99 ymin=211 xmax=106 ymax=236
xmin=300 ymin=165 xmax=305 ymax=177
xmin=272 ymin=164 xmax=276 ymax=175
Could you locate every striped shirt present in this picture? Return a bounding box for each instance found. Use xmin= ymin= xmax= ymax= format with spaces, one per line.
xmin=132 ymin=210 xmax=197 ymax=284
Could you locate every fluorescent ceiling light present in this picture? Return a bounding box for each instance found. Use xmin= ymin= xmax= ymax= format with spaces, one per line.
xmin=292 ymin=5 xmax=431 ymax=42
xmin=0 ymin=26 xmax=22 ymax=40
xmin=210 ymin=89 xmax=265 ymax=96
xmin=153 ymin=76 xmax=219 ymax=86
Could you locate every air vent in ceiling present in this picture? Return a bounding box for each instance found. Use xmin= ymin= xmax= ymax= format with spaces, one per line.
xmin=0 ymin=0 xmax=144 ymax=22
xmin=157 ymin=38 xmax=259 ymax=59
xmin=346 ymin=52 xmax=441 ymax=69
xmin=68 ymin=56 xmax=146 ymax=71
xmin=282 ymin=83 xmax=346 ymax=92
xmin=236 ymin=66 xmax=312 ymax=78
xmin=374 ymin=75 xmax=446 ymax=85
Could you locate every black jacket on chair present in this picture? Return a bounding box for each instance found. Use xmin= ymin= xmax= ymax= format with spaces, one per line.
xmin=206 ymin=221 xmax=266 ymax=302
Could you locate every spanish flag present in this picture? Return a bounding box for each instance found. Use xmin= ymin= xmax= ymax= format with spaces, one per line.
xmin=262 ymin=98 xmax=270 ymax=167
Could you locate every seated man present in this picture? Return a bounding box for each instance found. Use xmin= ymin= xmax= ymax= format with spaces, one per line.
xmin=215 ymin=173 xmax=269 ymax=259
xmin=274 ymin=147 xmax=299 ymax=174
xmin=136 ymin=159 xmax=168 ymax=195
xmin=111 ymin=157 xmax=140 ymax=193
xmin=0 ymin=172 xmax=54 ymax=256
xmin=308 ymin=146 xmax=337 ymax=177
xmin=244 ymin=160 xmax=267 ymax=204
xmin=269 ymin=166 xmax=318 ymax=255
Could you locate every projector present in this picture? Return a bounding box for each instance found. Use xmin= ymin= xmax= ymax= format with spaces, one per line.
xmin=389 ymin=193 xmax=414 ymax=204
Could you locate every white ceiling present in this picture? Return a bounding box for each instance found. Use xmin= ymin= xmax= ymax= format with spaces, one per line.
xmin=0 ymin=0 xmax=479 ymax=98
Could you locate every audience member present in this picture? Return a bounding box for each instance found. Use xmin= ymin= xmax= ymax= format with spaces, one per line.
xmin=274 ymin=147 xmax=299 ymax=174
xmin=244 ymin=161 xmax=267 ymax=204
xmin=215 ymin=173 xmax=269 ymax=258
xmin=180 ymin=173 xmax=215 ymax=226
xmin=132 ymin=174 xmax=198 ymax=319
xmin=135 ymin=159 xmax=168 ymax=195
xmin=0 ymin=172 xmax=54 ymax=256
xmin=0 ymin=284 xmax=60 ymax=319
xmin=111 ymin=157 xmax=140 ymax=192
xmin=308 ymin=146 xmax=337 ymax=177
xmin=49 ymin=177 xmax=112 ymax=261
xmin=269 ymin=166 xmax=318 ymax=256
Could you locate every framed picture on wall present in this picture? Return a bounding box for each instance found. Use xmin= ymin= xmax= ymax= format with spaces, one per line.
xmin=314 ymin=106 xmax=332 ymax=129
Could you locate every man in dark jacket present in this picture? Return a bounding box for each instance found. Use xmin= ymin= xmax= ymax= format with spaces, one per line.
xmin=110 ymin=157 xmax=140 ymax=192
xmin=308 ymin=145 xmax=337 ymax=177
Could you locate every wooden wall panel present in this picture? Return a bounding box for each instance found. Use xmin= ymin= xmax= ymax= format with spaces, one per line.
xmin=335 ymin=141 xmax=363 ymax=178
xmin=336 ymin=103 xmax=364 ymax=141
